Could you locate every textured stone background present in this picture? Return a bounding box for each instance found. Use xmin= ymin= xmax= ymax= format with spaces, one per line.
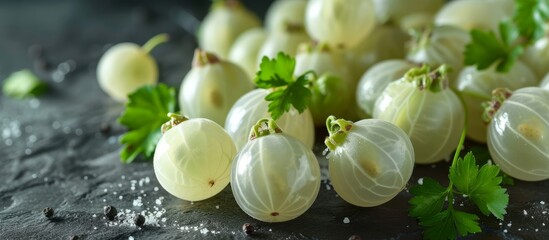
xmin=1 ymin=0 xmax=548 ymax=239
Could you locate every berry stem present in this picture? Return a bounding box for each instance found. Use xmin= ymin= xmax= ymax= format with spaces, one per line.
xmin=161 ymin=112 xmax=188 ymax=134
xmin=192 ymin=49 xmax=220 ymax=67
xmin=249 ymin=118 xmax=282 ymax=141
xmin=482 ymin=88 xmax=513 ymax=123
xmin=142 ymin=33 xmax=169 ymax=54
xmin=324 ymin=116 xmax=353 ymax=151
xmin=404 ymin=64 xmax=451 ymax=92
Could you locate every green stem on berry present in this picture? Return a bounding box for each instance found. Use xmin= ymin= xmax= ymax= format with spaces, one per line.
xmin=481 ymin=88 xmax=513 ymax=123
xmin=324 ymin=115 xmax=353 ymax=151
xmin=249 ymin=118 xmax=282 ymax=141
xmin=404 ymin=64 xmax=451 ymax=92
xmin=161 ymin=112 xmax=189 ymax=134
xmin=142 ymin=34 xmax=169 ymax=54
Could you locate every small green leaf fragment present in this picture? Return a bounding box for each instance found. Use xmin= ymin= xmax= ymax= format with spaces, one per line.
xmin=449 ymin=152 xmax=509 ymax=220
xmin=464 ymin=30 xmax=508 ymax=71
xmin=421 ymin=208 xmax=480 ymax=240
xmin=514 ymin=0 xmax=549 ymax=44
xmin=254 ymin=52 xmax=312 ymax=120
xmin=409 ymin=178 xmax=447 ymax=218
xmin=2 ymin=69 xmax=47 ymax=99
xmin=255 ymin=52 xmax=295 ymax=88
xmin=117 ymin=83 xmax=176 ymax=163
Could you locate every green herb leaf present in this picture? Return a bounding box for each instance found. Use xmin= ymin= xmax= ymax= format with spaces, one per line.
xmin=514 ymin=0 xmax=549 ymax=44
xmin=409 ymin=178 xmax=447 ymax=218
xmin=117 ymin=83 xmax=176 ymax=163
xmin=421 ymin=208 xmax=481 ymax=240
xmin=464 ymin=26 xmax=522 ymax=73
xmin=255 ymin=52 xmax=295 ymax=88
xmin=255 ymin=52 xmax=313 ymax=120
xmin=450 ymin=152 xmax=509 ymax=219
xmin=2 ymin=69 xmax=47 ymax=99
xmin=409 ymin=129 xmax=509 ymax=239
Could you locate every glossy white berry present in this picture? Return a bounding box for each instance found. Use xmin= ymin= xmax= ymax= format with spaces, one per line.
xmin=265 ymin=0 xmax=307 ymax=32
xmin=407 ymin=25 xmax=470 ymax=81
xmin=522 ymin=36 xmax=549 ymax=79
xmin=256 ymin=25 xmax=310 ymax=63
xmin=229 ymin=28 xmax=267 ymax=80
xmin=435 ymin=0 xmax=514 ymax=34
xmin=356 ymin=60 xmax=416 ymax=117
xmin=542 ymin=73 xmax=549 ymax=91
xmin=325 ymin=117 xmax=414 ymax=207
xmin=487 ymin=87 xmax=549 ymax=181
xmin=231 ymin=119 xmax=320 ymax=222
xmin=97 ymin=34 xmax=168 ymax=102
xmin=225 ymin=89 xmax=315 ymax=151
xmin=373 ymin=65 xmax=465 ymax=164
xmin=154 ymin=115 xmax=237 ymax=201
xmin=179 ymin=50 xmax=253 ymax=126
xmin=373 ymin=0 xmax=444 ymax=24
xmin=305 ymin=0 xmax=376 ymax=49
xmin=198 ymin=0 xmax=260 ymax=58
xmin=454 ymin=61 xmax=537 ymax=143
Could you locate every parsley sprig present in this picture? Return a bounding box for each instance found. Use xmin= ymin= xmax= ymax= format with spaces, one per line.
xmin=464 ymin=0 xmax=549 ymax=72
xmin=409 ymin=129 xmax=509 ymax=239
xmin=2 ymin=69 xmax=47 ymax=99
xmin=117 ymin=83 xmax=176 ymax=163
xmin=255 ymin=52 xmax=314 ymax=120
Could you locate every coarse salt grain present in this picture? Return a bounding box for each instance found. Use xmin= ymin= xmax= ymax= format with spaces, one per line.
xmin=418 ymin=178 xmax=423 ymax=185
xmin=343 ymin=217 xmax=350 ymax=224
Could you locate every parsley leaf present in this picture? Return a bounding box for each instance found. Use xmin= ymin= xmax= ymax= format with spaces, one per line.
xmin=409 ymin=129 xmax=509 ymax=239
xmin=117 ymin=83 xmax=176 ymax=163
xmin=421 ymin=208 xmax=481 ymax=240
xmin=409 ymin=178 xmax=447 ymax=218
xmin=464 ymin=22 xmax=523 ymax=73
xmin=2 ymin=69 xmax=47 ymax=99
xmin=255 ymin=52 xmax=313 ymax=120
xmin=514 ymin=0 xmax=549 ymax=44
xmin=450 ymin=152 xmax=509 ymax=219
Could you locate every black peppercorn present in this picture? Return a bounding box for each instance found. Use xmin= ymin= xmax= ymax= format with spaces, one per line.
xmin=43 ymin=207 xmax=54 ymax=218
xmin=68 ymin=235 xmax=80 ymax=240
xmin=99 ymin=123 xmax=111 ymax=135
xmin=242 ymin=223 xmax=254 ymax=235
xmin=348 ymin=235 xmax=362 ymax=240
xmin=104 ymin=205 xmax=117 ymax=221
xmin=134 ymin=214 xmax=145 ymax=227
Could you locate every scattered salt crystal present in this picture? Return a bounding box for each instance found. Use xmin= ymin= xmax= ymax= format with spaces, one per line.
xmin=543 ymin=223 xmax=546 ymax=226
xmin=93 ymin=226 xmax=97 ymax=230
xmin=113 ymin=192 xmax=117 ymax=195
xmin=524 ymin=210 xmax=528 ymax=215
xmin=504 ymin=229 xmax=508 ymax=233
xmin=128 ymin=237 xmax=134 ymax=240
xmin=118 ymin=183 xmax=122 ymax=187
xmin=133 ymin=198 xmax=143 ymax=207
xmin=418 ymin=178 xmax=423 ymax=185
xmin=145 ymin=177 xmax=150 ymax=183
xmin=518 ymin=228 xmax=522 ymax=231
xmin=155 ymin=197 xmax=164 ymax=205
xmin=119 ymin=196 xmax=123 ymax=200
xmin=84 ymin=176 xmax=88 ymax=180
xmin=326 ymin=184 xmax=331 ymax=190
xmin=161 ymin=218 xmax=166 ymax=222
xmin=104 ymin=189 xmax=108 ymax=192
xmin=507 ymin=222 xmax=512 ymax=227
xmin=269 ymin=229 xmax=272 ymax=232
xmin=25 ymin=149 xmax=32 ymax=155
xmin=154 ymin=187 xmax=159 ymax=191
xmin=215 ymin=205 xmax=219 ymax=209
xmin=28 ymin=135 xmax=37 ymax=143
xmin=343 ymin=217 xmax=350 ymax=224
xmin=121 ymin=175 xmax=126 ymax=180
xmin=536 ymin=229 xmax=539 ymax=232
xmin=93 ymin=214 xmax=97 ymax=218
xmin=103 ymin=199 xmax=106 ymax=202
xmin=31 ymin=174 xmax=37 ymax=179
xmin=542 ymin=201 xmax=546 ymax=205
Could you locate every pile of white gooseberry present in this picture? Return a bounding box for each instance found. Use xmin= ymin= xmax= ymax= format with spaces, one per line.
xmin=96 ymin=0 xmax=549 ymax=223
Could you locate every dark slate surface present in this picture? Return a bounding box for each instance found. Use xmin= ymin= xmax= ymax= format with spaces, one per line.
xmin=1 ymin=1 xmax=548 ymax=239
